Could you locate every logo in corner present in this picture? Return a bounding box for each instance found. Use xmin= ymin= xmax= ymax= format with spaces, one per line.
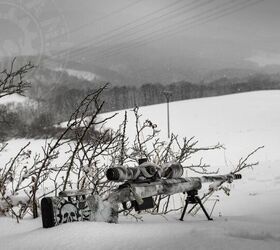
xmin=0 ymin=0 xmax=69 ymax=80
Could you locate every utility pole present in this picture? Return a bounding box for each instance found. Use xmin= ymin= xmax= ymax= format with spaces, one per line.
xmin=163 ymin=91 xmax=172 ymax=138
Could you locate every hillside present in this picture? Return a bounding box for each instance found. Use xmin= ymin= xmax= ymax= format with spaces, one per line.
xmin=1 ymin=90 xmax=280 ymax=250
xmin=101 ymin=90 xmax=279 ymax=166
xmin=1 ymin=56 xmax=280 ymax=124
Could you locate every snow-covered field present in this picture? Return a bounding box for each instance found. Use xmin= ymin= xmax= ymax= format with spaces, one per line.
xmin=0 ymin=93 xmax=29 ymax=105
xmin=1 ymin=90 xmax=280 ymax=250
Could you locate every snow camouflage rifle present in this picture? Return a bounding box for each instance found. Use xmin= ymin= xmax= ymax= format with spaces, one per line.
xmin=41 ymin=160 xmax=242 ymax=228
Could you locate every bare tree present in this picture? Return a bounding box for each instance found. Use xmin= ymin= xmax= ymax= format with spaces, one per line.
xmin=0 ymin=58 xmax=34 ymax=142
xmin=188 ymin=146 xmax=264 ymax=216
xmin=0 ymin=78 xmax=264 ymax=222
xmin=108 ymin=107 xmax=263 ymax=216
xmin=0 ymin=58 xmax=34 ymax=98
xmin=30 ymin=83 xmax=124 ymax=218
xmin=0 ymin=81 xmax=121 ymax=219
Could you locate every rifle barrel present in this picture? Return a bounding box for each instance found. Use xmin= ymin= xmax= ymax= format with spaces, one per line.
xmin=107 ymin=174 xmax=241 ymax=204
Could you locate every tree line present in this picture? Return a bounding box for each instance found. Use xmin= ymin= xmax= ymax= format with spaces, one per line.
xmin=1 ymin=69 xmax=280 ymax=140
xmin=32 ymin=73 xmax=280 ymax=122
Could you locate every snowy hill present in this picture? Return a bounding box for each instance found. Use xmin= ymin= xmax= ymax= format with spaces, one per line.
xmin=1 ymin=90 xmax=280 ymax=250
xmin=54 ymin=67 xmax=100 ymax=82
xmin=0 ymin=93 xmax=30 ymax=105
xmin=101 ymin=90 xmax=279 ymax=167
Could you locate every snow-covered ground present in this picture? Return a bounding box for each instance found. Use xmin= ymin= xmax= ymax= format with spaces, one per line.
xmin=0 ymin=93 xmax=29 ymax=105
xmin=1 ymin=90 xmax=280 ymax=250
xmin=55 ymin=67 xmax=99 ymax=82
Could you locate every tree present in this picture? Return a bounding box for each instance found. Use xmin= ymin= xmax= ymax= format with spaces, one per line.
xmin=0 ymin=82 xmax=264 ymax=222
xmin=0 ymin=58 xmax=34 ymax=98
xmin=0 ymin=58 xmax=34 ymax=141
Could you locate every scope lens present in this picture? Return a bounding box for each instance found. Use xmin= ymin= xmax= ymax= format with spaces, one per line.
xmin=106 ymin=168 xmax=120 ymax=181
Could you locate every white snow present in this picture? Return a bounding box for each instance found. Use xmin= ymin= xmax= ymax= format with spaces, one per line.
xmin=55 ymin=67 xmax=99 ymax=82
xmin=1 ymin=90 xmax=280 ymax=250
xmin=100 ymin=90 xmax=279 ymax=169
xmin=0 ymin=93 xmax=29 ymax=105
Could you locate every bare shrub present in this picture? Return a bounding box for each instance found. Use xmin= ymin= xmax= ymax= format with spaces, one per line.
xmin=0 ymin=80 xmax=263 ymax=221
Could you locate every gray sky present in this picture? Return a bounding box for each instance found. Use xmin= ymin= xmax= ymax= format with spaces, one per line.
xmin=56 ymin=0 xmax=280 ymax=66
xmin=1 ymin=0 xmax=280 ymax=74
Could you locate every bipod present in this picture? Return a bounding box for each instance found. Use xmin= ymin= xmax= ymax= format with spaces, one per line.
xmin=179 ymin=190 xmax=213 ymax=221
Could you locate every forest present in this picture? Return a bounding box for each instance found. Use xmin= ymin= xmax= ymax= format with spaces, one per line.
xmin=1 ymin=65 xmax=280 ymax=140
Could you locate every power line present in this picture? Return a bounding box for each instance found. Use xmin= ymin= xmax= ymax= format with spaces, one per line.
xmin=61 ymin=0 xmax=188 ymax=57
xmin=68 ymin=0 xmax=245 ymax=60
xmin=53 ymin=0 xmax=144 ymax=41
xmin=85 ymin=0 xmax=263 ymax=61
xmin=67 ymin=0 xmax=210 ymax=59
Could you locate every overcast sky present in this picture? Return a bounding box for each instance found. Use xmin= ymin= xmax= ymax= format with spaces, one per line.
xmin=1 ymin=0 xmax=280 ymax=70
xmin=55 ymin=0 xmax=280 ymax=66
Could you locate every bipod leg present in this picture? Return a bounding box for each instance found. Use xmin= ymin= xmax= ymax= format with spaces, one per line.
xmin=195 ymin=196 xmax=213 ymax=221
xmin=179 ymin=198 xmax=189 ymax=221
xmin=209 ymin=199 xmax=219 ymax=217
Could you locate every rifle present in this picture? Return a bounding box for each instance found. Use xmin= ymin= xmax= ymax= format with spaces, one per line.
xmin=41 ymin=160 xmax=241 ymax=228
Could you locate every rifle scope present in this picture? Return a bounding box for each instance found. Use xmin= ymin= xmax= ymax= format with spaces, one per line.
xmin=106 ymin=164 xmax=157 ymax=181
xmin=106 ymin=162 xmax=184 ymax=181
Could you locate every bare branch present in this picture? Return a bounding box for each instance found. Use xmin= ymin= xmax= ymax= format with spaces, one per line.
xmin=0 ymin=58 xmax=35 ymax=98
